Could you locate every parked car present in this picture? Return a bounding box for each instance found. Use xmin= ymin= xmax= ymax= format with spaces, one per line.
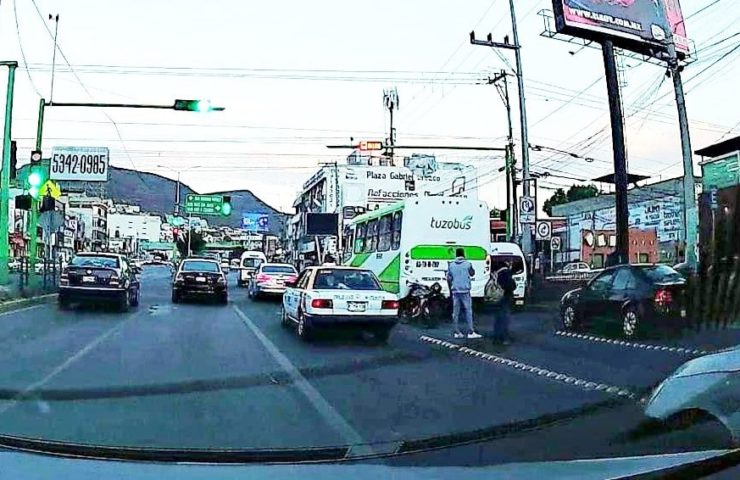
xmin=58 ymin=253 xmax=141 ymax=311
xmin=172 ymin=257 xmax=228 ymax=305
xmin=644 ymin=345 xmax=739 ymax=446
xmin=558 ymin=262 xmax=592 ymax=275
xmin=560 ymin=264 xmax=687 ymax=338
xmin=282 ymin=266 xmax=399 ymax=342
xmin=248 ymin=263 xmax=298 ymax=299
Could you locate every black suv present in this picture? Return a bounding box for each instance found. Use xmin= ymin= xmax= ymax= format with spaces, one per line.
xmin=172 ymin=257 xmax=228 ymax=305
xmin=59 ymin=253 xmax=141 ymax=311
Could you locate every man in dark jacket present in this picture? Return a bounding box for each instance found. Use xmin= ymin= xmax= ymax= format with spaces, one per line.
xmin=493 ymin=261 xmax=516 ymax=344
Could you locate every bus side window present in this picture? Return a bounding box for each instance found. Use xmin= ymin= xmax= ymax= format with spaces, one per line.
xmin=354 ymin=223 xmax=366 ymax=254
xmin=344 ymin=227 xmax=354 ymax=256
xmin=366 ymin=219 xmax=378 ymax=253
xmin=391 ymin=211 xmax=402 ymax=250
xmin=378 ymin=215 xmax=392 ymax=252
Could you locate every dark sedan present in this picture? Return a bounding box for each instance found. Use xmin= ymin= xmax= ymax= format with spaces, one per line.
xmin=172 ymin=258 xmax=228 ymax=305
xmin=560 ymin=264 xmax=687 ymax=338
xmin=59 ymin=253 xmax=141 ymax=311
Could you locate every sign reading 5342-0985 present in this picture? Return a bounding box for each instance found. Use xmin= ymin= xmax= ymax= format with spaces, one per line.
xmin=50 ymin=146 xmax=110 ymax=182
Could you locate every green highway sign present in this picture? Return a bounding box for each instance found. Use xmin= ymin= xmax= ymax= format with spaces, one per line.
xmin=185 ymin=194 xmax=232 ymax=216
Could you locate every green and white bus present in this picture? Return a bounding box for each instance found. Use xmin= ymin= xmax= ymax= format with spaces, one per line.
xmin=343 ymin=197 xmax=491 ymax=299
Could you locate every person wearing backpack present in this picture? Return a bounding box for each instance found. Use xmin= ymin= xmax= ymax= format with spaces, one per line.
xmin=493 ymin=260 xmax=516 ymax=344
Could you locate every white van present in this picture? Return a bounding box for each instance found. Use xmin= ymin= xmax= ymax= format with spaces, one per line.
xmin=489 ymin=242 xmax=527 ymax=308
xmin=238 ymin=251 xmax=267 ymax=287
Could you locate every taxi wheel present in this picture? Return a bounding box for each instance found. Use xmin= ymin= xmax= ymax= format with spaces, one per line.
xmin=280 ymin=307 xmax=292 ymax=328
xmin=131 ymin=288 xmax=140 ymax=307
xmin=171 ymin=291 xmax=181 ymax=304
xmin=297 ymin=312 xmax=313 ymax=341
xmin=219 ymin=292 xmax=228 ymax=305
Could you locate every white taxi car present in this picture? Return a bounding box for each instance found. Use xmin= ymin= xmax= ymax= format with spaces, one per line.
xmin=282 ymin=266 xmax=399 ymax=342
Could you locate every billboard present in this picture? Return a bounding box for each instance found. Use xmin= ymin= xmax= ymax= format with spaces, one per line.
xmin=242 ymin=213 xmax=270 ymax=233
xmin=305 ymin=213 xmax=339 ymax=236
xmin=552 ymin=0 xmax=689 ymax=57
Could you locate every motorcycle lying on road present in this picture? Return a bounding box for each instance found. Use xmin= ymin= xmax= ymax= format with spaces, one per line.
xmin=399 ymin=280 xmax=450 ymax=328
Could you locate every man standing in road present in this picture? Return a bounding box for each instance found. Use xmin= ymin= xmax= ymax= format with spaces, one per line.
xmin=447 ymin=248 xmax=482 ymax=339
xmin=493 ymin=260 xmax=516 ymax=345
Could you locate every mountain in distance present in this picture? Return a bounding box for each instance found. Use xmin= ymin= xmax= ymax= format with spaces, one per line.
xmin=48 ymin=166 xmax=289 ymax=234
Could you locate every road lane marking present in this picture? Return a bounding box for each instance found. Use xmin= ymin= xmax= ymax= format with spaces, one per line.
xmin=553 ymin=330 xmax=712 ymax=356
xmin=0 ymin=304 xmax=44 ymax=317
xmin=232 ymin=304 xmax=382 ymax=457
xmin=0 ymin=310 xmax=143 ymax=416
xmin=419 ymin=335 xmax=638 ymax=400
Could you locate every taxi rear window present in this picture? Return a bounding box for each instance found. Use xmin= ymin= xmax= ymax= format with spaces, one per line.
xmin=314 ymin=270 xmax=381 ymax=291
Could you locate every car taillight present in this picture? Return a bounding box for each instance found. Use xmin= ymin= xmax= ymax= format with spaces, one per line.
xmin=256 ymin=273 xmax=271 ymax=282
xmin=109 ymin=275 xmax=120 ymax=285
xmin=175 ymin=274 xmax=184 ymax=283
xmin=311 ymin=299 xmax=333 ymax=309
xmin=654 ymin=288 xmax=673 ymax=307
xmin=60 ymin=270 xmax=69 ymax=285
xmin=382 ymin=299 xmax=400 ymax=310
xmin=217 ymin=275 xmax=226 ymax=284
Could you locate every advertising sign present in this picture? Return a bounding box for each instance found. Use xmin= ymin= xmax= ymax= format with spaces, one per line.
xmin=552 ymin=0 xmax=689 ymax=57
xmin=50 ymin=146 xmax=110 ymax=182
xmin=242 ymin=213 xmax=270 ymax=232
xmin=341 ymin=164 xmax=478 ymax=211
xmin=306 ymin=213 xmax=339 ymax=236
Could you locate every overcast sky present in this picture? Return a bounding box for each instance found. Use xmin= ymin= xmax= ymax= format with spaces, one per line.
xmin=1 ymin=0 xmax=737 ymax=213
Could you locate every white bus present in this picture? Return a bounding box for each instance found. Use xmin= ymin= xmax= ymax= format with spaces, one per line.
xmin=343 ymin=197 xmax=491 ymax=299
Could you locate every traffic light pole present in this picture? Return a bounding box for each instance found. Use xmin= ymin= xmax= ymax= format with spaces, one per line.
xmin=28 ymin=99 xmax=46 ymax=287
xmin=0 ymin=62 xmax=17 ymax=285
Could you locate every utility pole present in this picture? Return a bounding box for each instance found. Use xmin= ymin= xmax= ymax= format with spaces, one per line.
xmin=0 ymin=62 xmax=17 ymax=285
xmin=601 ymin=41 xmax=630 ymax=265
xmin=471 ymin=0 xmax=532 ymax=255
xmin=383 ymin=88 xmax=399 ymax=166
xmin=489 ymin=71 xmax=517 ymax=239
xmin=49 ymin=14 xmax=60 ymax=103
xmin=655 ymin=1 xmax=698 ymax=270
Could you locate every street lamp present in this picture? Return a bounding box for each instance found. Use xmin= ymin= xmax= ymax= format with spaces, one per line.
xmin=156 ymin=165 xmax=203 ymax=216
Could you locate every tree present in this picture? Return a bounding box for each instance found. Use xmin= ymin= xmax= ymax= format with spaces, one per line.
xmin=543 ymin=188 xmax=567 ymax=216
xmin=543 ymin=185 xmax=599 ymax=216
xmin=176 ymin=230 xmax=206 ymax=258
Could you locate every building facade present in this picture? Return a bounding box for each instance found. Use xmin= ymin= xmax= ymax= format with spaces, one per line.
xmin=67 ymin=196 xmax=109 ymax=251
xmin=552 ymin=177 xmax=689 ymax=267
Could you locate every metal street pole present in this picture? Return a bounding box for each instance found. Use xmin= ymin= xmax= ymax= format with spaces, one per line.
xmin=601 ymin=41 xmax=630 ymax=265
xmin=0 ymin=62 xmax=18 ymax=285
xmin=507 ymin=0 xmax=532 ymax=256
xmin=175 ymin=172 xmax=181 ymax=216
xmin=28 ymin=99 xmax=47 ymax=288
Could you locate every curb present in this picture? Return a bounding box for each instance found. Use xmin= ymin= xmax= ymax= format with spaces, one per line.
xmin=0 ymin=293 xmax=58 ymax=314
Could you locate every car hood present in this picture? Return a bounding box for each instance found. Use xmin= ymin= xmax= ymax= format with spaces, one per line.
xmin=672 ymin=346 xmax=740 ymax=378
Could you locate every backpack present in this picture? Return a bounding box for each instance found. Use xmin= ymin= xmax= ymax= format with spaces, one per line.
xmin=484 ymin=269 xmax=505 ymax=304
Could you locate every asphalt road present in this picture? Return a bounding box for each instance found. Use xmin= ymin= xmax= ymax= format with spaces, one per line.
xmin=0 ymin=265 xmax=734 ymax=466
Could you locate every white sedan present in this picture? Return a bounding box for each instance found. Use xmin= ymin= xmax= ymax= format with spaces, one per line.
xmin=282 ymin=266 xmax=399 ymax=342
xmin=645 ymin=346 xmax=739 ymax=446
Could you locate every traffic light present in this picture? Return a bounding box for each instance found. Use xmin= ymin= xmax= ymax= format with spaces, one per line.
xmin=9 ymin=141 xmax=17 ymax=180
xmin=27 ymin=166 xmax=47 ymax=199
xmin=15 ymin=194 xmax=32 ymax=210
xmin=221 ymin=196 xmax=232 ymax=216
xmin=173 ymin=99 xmax=225 ymax=112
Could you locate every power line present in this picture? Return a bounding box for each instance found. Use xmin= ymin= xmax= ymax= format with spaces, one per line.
xmin=12 ymin=0 xmax=43 ymax=97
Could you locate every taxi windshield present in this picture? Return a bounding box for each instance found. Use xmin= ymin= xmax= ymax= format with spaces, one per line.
xmin=314 ymin=270 xmax=381 ymax=290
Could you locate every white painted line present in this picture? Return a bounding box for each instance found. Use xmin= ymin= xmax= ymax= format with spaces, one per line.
xmin=0 ymin=304 xmax=44 ymax=317
xmin=553 ymin=330 xmax=713 ymax=356
xmin=0 ymin=309 xmax=141 ymax=415
xmin=232 ymin=305 xmax=374 ymax=457
xmin=419 ymin=335 xmax=636 ymax=399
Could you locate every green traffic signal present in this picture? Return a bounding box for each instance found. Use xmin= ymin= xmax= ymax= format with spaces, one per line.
xmin=173 ymin=99 xmax=225 ymax=112
xmin=27 ymin=165 xmax=48 ymax=199
xmin=221 ymin=196 xmax=232 ymax=216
